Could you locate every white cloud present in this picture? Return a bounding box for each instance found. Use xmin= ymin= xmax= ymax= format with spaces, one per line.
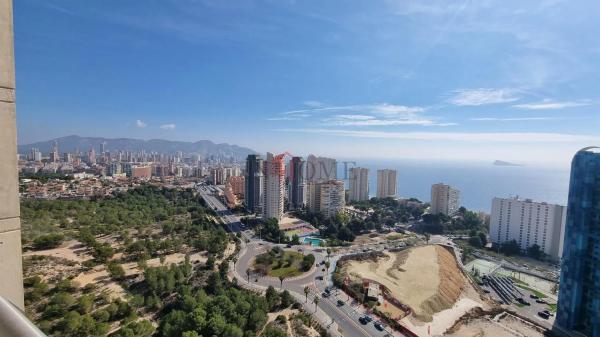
xmin=512 ymin=100 xmax=591 ymax=110
xmin=449 ymin=88 xmax=520 ymax=106
xmin=135 ymin=119 xmax=147 ymax=128
xmin=470 ymin=117 xmax=561 ymax=121
xmin=303 ymin=100 xmax=326 ymax=108
xmin=333 ymin=115 xmax=375 ymax=120
xmin=160 ymin=123 xmax=176 ymax=130
xmin=370 ymin=103 xmax=425 ymax=115
xmin=275 ymin=128 xmax=600 ymax=143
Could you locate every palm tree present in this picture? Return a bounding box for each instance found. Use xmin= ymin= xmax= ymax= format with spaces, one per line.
xmin=313 ymin=296 xmax=320 ymax=313
xmin=303 ymin=286 xmax=310 ymax=303
xmin=326 ymin=248 xmax=331 ymax=261
xmin=279 ymin=275 xmax=286 ymax=289
xmin=324 ymin=261 xmax=330 ymax=274
xmin=232 ymin=257 xmax=238 ymax=268
xmin=246 ymin=269 xmax=250 ymax=283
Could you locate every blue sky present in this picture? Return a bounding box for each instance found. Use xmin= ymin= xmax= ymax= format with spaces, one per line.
xmin=14 ymin=0 xmax=600 ymax=166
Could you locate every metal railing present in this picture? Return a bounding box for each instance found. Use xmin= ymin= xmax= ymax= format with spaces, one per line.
xmin=0 ymin=296 xmax=46 ymax=337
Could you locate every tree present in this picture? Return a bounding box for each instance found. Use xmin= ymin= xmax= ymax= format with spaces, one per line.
xmin=468 ymin=235 xmax=483 ymax=248
xmin=301 ymin=254 xmax=315 ymax=271
xmin=107 ymin=260 xmax=126 ymax=281
xmin=527 ymin=244 xmax=543 ymax=260
xmin=32 ymin=233 xmax=64 ymax=250
xmin=324 ymin=261 xmax=330 ymax=273
xmin=279 ymin=275 xmax=286 ymax=289
xmin=500 ymin=240 xmax=521 ymax=256
xmin=246 ymin=269 xmax=251 ymax=283
xmin=304 ymin=286 xmax=310 ymax=303
xmin=313 ymin=296 xmax=320 ymax=312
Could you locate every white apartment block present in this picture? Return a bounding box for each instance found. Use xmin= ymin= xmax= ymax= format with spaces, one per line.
xmin=490 ymin=197 xmax=566 ymax=261
xmin=349 ymin=167 xmax=369 ymax=202
xmin=376 ymin=169 xmax=397 ymax=198
xmin=307 ymin=180 xmax=345 ymax=218
xmin=262 ymin=152 xmax=285 ymax=221
xmin=430 ymin=183 xmax=460 ymax=216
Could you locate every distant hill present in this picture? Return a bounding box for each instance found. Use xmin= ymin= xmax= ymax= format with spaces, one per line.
xmin=19 ymin=135 xmax=257 ymax=161
xmin=493 ymin=160 xmax=524 ymax=167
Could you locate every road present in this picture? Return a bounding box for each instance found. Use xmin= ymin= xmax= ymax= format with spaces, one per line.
xmin=197 ymin=184 xmax=406 ymax=337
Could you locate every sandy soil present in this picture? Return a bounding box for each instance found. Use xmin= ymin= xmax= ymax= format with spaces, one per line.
xmin=344 ymin=244 xmax=484 ymax=330
xmin=23 ymin=240 xmax=92 ymax=263
xmin=345 ymin=245 xmax=440 ymax=319
xmin=444 ymin=314 xmax=546 ymax=337
xmin=73 ymin=266 xmax=127 ymax=300
xmin=121 ymin=252 xmax=208 ymax=276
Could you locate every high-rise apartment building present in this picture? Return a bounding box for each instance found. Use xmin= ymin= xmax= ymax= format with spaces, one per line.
xmin=490 ymin=197 xmax=566 ymax=261
xmin=245 ymin=154 xmax=264 ymax=214
xmin=262 ymin=152 xmax=285 ymax=221
xmin=349 ymin=167 xmax=369 ymax=202
xmin=30 ymin=147 xmax=41 ymax=162
xmin=306 ymin=154 xmax=336 ymax=182
xmin=49 ymin=140 xmax=60 ymax=163
xmin=307 ymin=180 xmax=346 ymax=218
xmin=430 ymin=183 xmax=460 ymax=216
xmin=376 ymin=169 xmax=397 ymax=198
xmin=556 ymin=147 xmax=600 ymax=337
xmin=0 ymin=0 xmax=24 ymax=309
xmin=289 ymin=156 xmax=305 ymax=209
xmin=107 ymin=162 xmax=121 ymax=176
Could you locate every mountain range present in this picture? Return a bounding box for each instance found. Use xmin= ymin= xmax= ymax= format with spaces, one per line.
xmin=19 ymin=135 xmax=257 ymax=161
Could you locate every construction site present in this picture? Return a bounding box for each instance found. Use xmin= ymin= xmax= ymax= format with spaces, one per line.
xmin=336 ymin=244 xmax=489 ymax=335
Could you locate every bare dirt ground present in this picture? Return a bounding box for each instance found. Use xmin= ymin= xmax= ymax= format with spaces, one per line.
xmin=23 ymin=240 xmax=92 ymax=263
xmin=73 ymin=266 xmax=127 ymax=300
xmin=444 ymin=313 xmax=546 ymax=337
xmin=343 ymin=244 xmax=485 ymax=334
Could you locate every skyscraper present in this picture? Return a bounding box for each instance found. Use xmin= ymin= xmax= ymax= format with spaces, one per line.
xmin=306 ymin=154 xmax=336 ymax=182
xmin=289 ymin=156 xmax=305 ymax=209
xmin=245 ymin=154 xmax=264 ymax=214
xmin=349 ymin=167 xmax=369 ymax=202
xmin=0 ymin=0 xmax=24 ymax=309
xmin=307 ymin=180 xmax=346 ymax=218
xmin=556 ymin=147 xmax=600 ymax=337
xmin=431 ymin=183 xmax=460 ymax=216
xmin=490 ymin=197 xmax=566 ymax=261
xmin=49 ymin=140 xmax=60 ymax=163
xmin=263 ymin=152 xmax=285 ymax=221
xmin=376 ymin=169 xmax=397 ymax=198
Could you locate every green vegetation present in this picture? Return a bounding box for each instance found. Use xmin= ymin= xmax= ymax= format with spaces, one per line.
xmin=548 ymin=303 xmax=557 ymax=312
xmin=32 ymin=233 xmax=64 ymax=250
xmin=420 ymin=207 xmax=486 ymax=234
xmin=254 ymin=247 xmax=313 ymax=278
xmin=515 ymin=284 xmax=547 ymax=299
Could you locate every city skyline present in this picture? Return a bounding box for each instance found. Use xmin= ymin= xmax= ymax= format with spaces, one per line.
xmin=14 ymin=0 xmax=600 ymax=167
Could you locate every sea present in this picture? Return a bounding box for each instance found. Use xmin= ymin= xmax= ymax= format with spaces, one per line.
xmin=335 ymin=159 xmax=571 ymax=213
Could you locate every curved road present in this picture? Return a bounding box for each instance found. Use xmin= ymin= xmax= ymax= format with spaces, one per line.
xmin=198 ymin=184 xmax=408 ymax=337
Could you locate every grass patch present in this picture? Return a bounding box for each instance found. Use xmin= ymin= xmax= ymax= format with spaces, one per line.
xmin=254 ymin=247 xmax=307 ymax=278
xmin=515 ymin=284 xmax=547 ymax=298
xmin=547 ymin=303 xmax=557 ymax=312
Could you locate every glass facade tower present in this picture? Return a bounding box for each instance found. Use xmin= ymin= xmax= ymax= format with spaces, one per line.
xmin=556 ymin=147 xmax=600 ymax=337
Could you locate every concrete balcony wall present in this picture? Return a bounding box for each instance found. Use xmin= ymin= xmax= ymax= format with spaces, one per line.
xmin=0 ymin=0 xmax=24 ymax=310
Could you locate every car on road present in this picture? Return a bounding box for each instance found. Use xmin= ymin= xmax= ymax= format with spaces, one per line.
xmin=336 ymin=300 xmax=345 ymax=306
xmin=358 ymin=316 xmax=369 ymax=325
xmin=315 ymin=276 xmax=324 ymax=281
xmin=321 ymin=292 xmax=331 ymax=298
xmin=374 ymin=322 xmax=385 ymax=331
xmin=517 ymin=298 xmax=530 ymax=306
xmin=536 ymin=299 xmax=547 ymax=304
xmin=538 ymin=311 xmax=550 ymax=319
xmin=530 ymin=294 xmax=539 ymax=299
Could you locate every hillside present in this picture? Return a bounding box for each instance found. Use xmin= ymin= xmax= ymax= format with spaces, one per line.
xmin=19 ymin=135 xmax=256 ymax=161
